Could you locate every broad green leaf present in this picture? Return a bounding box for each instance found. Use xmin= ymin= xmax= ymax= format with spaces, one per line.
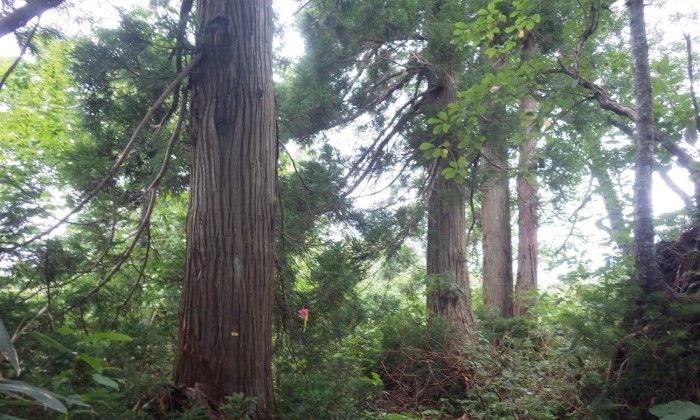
xmin=78 ymin=354 xmax=105 ymax=373
xmin=0 ymin=318 xmax=19 ymax=374
xmin=92 ymin=374 xmax=119 ymax=390
xmin=79 ymin=332 xmax=133 ymax=344
xmin=56 ymin=327 xmax=74 ymax=335
xmin=419 ymin=142 xmax=434 ymax=151
xmin=30 ymin=332 xmax=75 ymax=354
xmin=0 ymin=379 xmax=67 ymax=414
xmin=649 ymin=400 xmax=700 ymax=419
xmin=437 ymin=111 xmax=448 ymax=121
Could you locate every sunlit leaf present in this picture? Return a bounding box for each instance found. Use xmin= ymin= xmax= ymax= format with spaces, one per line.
xmin=92 ymin=374 xmax=119 ymax=390
xmin=0 ymin=318 xmax=19 ymax=375
xmin=0 ymin=379 xmax=67 ymax=414
xmin=79 ymin=332 xmax=133 ymax=343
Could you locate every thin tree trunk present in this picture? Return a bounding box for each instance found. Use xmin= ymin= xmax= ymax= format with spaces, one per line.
xmin=514 ymin=96 xmax=538 ymax=316
xmin=626 ymin=0 xmax=664 ymax=294
xmin=588 ymin=137 xmax=632 ymax=252
xmin=480 ymin=54 xmax=513 ymax=318
xmin=593 ymin=169 xmax=630 ymax=249
xmin=426 ymin=79 xmax=475 ymax=338
xmin=480 ymin=135 xmax=513 ymax=318
xmin=174 ymin=0 xmax=277 ymax=417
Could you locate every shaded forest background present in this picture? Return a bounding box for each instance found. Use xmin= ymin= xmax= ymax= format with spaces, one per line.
xmin=0 ymin=0 xmax=699 ymax=418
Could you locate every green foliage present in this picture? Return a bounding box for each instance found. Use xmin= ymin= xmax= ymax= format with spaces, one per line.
xmin=277 ymin=370 xmax=383 ymax=419
xmin=452 ymin=0 xmax=541 ymax=57
xmin=220 ymin=393 xmax=258 ymax=420
xmin=650 ymin=400 xmax=700 ymax=420
xmin=0 ymin=379 xmax=68 ymax=415
xmin=376 ymin=300 xmax=587 ymax=419
xmin=0 ymin=0 xmax=698 ymax=419
xmin=0 ymin=317 xmax=70 ymax=416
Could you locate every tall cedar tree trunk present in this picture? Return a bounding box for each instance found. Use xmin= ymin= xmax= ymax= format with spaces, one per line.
xmin=626 ymin=0 xmax=665 ymax=293
xmin=426 ymin=79 xmax=475 ymax=337
xmin=480 ymin=137 xmax=513 ymax=317
xmin=174 ymin=0 xmax=277 ymax=416
xmin=480 ymin=55 xmax=513 ymax=318
xmin=514 ymin=96 xmax=538 ymax=316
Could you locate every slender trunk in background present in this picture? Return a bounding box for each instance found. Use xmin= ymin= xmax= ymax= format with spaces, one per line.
xmin=625 ymin=0 xmax=664 ymax=293
xmin=174 ymin=0 xmax=277 ymax=417
xmin=480 ymin=134 xmax=513 ymax=318
xmin=480 ymin=55 xmax=513 ymax=318
xmin=426 ymin=78 xmax=475 ymax=339
xmin=514 ymin=96 xmax=538 ymax=316
xmin=589 ymin=139 xmax=631 ymax=252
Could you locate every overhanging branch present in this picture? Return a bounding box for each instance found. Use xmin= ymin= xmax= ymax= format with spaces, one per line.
xmin=0 ymin=0 xmax=64 ymax=38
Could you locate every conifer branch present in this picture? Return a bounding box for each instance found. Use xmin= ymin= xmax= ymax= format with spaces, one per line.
xmin=9 ymin=52 xmax=201 ymax=251
xmin=70 ymin=86 xmax=190 ymax=308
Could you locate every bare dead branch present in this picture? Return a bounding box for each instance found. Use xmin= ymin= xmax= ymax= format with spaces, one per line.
xmin=342 ymin=93 xmax=424 ymax=196
xmin=657 ymin=165 xmax=694 ymax=210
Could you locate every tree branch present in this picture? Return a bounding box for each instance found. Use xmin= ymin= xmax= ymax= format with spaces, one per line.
xmin=70 ymin=85 xmax=190 ymax=308
xmin=0 ymin=15 xmax=39 ymax=91
xmin=10 ymin=52 xmax=202 ymax=250
xmin=0 ymin=0 xmax=64 ymax=38
xmin=656 ymin=165 xmax=694 ymax=210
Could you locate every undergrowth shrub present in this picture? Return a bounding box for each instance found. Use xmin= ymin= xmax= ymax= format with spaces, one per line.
xmin=375 ymin=290 xmax=588 ymax=419
xmin=275 ymin=324 xmax=385 ymax=419
xmin=276 ymin=370 xmax=383 ymax=419
xmin=607 ymin=298 xmax=700 ymax=418
xmin=552 ymin=259 xmax=700 ymax=418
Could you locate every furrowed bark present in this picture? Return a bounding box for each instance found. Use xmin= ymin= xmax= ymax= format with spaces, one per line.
xmin=174 ymin=0 xmax=277 ymax=417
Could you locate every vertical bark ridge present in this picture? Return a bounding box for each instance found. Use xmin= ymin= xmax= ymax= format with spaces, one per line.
xmin=626 ymin=0 xmax=664 ymax=293
xmin=426 ymin=78 xmax=475 ymax=339
xmin=480 ymin=136 xmax=513 ymax=318
xmin=514 ymin=96 xmax=538 ymax=316
xmin=175 ymin=0 xmax=276 ymax=417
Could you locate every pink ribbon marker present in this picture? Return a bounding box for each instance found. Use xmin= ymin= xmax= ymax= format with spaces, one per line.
xmin=300 ymin=307 xmax=309 ymax=332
